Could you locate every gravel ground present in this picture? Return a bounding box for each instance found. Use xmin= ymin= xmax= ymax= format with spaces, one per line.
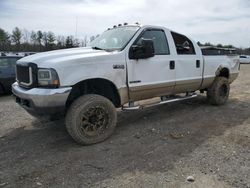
xmin=0 ymin=65 xmax=249 ymax=188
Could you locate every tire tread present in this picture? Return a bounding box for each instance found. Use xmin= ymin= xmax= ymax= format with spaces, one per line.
xmin=65 ymin=94 xmax=117 ymax=145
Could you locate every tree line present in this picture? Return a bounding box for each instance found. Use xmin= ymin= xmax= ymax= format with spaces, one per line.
xmin=0 ymin=27 xmax=249 ymax=55
xmin=0 ymin=27 xmax=98 ymax=52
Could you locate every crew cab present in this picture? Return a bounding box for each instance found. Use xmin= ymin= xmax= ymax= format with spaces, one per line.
xmin=12 ymin=24 xmax=240 ymax=145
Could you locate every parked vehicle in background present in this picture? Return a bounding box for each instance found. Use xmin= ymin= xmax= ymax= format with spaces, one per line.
xmin=239 ymin=55 xmax=250 ymax=64
xmin=12 ymin=24 xmax=240 ymax=145
xmin=201 ymin=46 xmax=237 ymax=56
xmin=0 ymin=54 xmax=24 ymax=94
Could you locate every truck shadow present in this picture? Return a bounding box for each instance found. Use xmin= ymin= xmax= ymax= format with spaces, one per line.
xmin=0 ymin=96 xmax=249 ymax=187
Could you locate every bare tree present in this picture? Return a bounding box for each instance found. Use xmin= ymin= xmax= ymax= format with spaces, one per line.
xmin=73 ymin=38 xmax=80 ymax=47
xmin=30 ymin=31 xmax=37 ymax=45
xmin=81 ymin=36 xmax=88 ymax=47
xmin=42 ymin=32 xmax=48 ymax=49
xmin=90 ymin=35 xmax=95 ymax=42
xmin=57 ymin=35 xmax=65 ymax=48
xmin=22 ymin=29 xmax=30 ymax=43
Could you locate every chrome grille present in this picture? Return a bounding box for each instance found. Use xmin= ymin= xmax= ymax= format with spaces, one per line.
xmin=16 ymin=64 xmax=33 ymax=87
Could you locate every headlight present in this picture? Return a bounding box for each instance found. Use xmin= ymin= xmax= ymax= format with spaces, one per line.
xmin=37 ymin=68 xmax=60 ymax=88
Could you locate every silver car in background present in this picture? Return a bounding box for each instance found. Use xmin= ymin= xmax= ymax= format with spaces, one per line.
xmin=239 ymin=55 xmax=250 ymax=64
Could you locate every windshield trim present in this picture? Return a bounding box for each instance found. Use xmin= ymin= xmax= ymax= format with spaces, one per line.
xmin=120 ymin=26 xmax=141 ymax=51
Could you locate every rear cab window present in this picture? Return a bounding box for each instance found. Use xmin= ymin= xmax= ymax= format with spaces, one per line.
xmin=171 ymin=32 xmax=196 ymax=55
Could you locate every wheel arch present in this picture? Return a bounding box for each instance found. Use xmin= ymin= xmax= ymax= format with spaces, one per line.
xmin=216 ymin=66 xmax=230 ymax=78
xmin=66 ymin=78 xmax=121 ymax=108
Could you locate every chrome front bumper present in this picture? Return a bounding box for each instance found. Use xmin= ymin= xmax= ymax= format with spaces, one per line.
xmin=12 ymin=82 xmax=72 ymax=116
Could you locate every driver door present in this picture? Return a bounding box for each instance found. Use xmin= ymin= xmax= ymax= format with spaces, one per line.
xmin=126 ymin=29 xmax=176 ymax=101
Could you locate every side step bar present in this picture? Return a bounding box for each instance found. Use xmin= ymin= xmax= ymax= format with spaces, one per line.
xmin=122 ymin=93 xmax=197 ymax=111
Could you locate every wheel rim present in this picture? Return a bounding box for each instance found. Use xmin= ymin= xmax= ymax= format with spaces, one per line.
xmin=80 ymin=106 xmax=109 ymax=137
xmin=219 ymin=84 xmax=228 ymax=98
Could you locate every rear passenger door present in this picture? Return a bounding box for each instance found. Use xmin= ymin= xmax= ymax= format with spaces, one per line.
xmin=171 ymin=32 xmax=203 ymax=92
xmin=127 ymin=29 xmax=176 ymax=101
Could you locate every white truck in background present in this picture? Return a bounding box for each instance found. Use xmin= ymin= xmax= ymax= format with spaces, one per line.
xmin=12 ymin=23 xmax=240 ymax=145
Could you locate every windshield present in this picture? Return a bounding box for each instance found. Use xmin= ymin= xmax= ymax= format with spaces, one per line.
xmin=89 ymin=26 xmax=140 ymax=51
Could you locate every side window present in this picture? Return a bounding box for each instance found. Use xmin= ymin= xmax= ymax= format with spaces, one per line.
xmin=0 ymin=58 xmax=19 ymax=68
xmin=240 ymin=55 xmax=246 ymax=58
xmin=171 ymin=32 xmax=196 ymax=55
xmin=0 ymin=58 xmax=10 ymax=68
xmin=136 ymin=30 xmax=170 ymax=55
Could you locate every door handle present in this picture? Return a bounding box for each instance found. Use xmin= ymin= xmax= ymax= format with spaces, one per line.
xmin=170 ymin=60 xmax=175 ymax=70
xmin=196 ymin=60 xmax=200 ymax=68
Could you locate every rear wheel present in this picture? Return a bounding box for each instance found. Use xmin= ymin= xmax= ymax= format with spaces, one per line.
xmin=207 ymin=77 xmax=230 ymax=105
xmin=66 ymin=94 xmax=117 ymax=145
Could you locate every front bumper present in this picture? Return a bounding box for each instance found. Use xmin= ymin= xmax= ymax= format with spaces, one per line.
xmin=12 ymin=82 xmax=72 ymax=116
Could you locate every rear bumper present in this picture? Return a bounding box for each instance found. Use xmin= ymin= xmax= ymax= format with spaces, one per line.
xmin=12 ymin=82 xmax=72 ymax=116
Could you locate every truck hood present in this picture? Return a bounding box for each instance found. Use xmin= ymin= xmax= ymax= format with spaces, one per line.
xmin=17 ymin=47 xmax=115 ymax=68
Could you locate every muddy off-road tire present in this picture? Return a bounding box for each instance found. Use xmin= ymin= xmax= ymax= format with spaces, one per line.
xmin=207 ymin=77 xmax=230 ymax=105
xmin=66 ymin=94 xmax=117 ymax=145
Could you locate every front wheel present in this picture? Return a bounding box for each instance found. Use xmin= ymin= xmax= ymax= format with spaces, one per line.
xmin=207 ymin=77 xmax=230 ymax=105
xmin=65 ymin=94 xmax=117 ymax=145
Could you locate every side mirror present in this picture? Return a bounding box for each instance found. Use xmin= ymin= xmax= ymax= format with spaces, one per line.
xmin=129 ymin=39 xmax=155 ymax=59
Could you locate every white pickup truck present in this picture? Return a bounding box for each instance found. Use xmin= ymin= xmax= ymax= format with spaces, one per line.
xmin=12 ymin=24 xmax=240 ymax=145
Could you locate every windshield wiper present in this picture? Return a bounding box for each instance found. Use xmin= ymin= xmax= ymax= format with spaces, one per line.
xmin=92 ymin=46 xmax=105 ymax=50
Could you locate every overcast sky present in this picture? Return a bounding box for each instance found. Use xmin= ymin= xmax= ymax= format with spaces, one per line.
xmin=0 ymin=0 xmax=250 ymax=47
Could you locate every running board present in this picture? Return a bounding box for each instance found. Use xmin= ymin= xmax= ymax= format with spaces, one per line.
xmin=122 ymin=94 xmax=197 ymax=111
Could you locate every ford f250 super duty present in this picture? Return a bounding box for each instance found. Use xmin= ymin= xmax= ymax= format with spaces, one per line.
xmin=12 ymin=24 xmax=240 ymax=145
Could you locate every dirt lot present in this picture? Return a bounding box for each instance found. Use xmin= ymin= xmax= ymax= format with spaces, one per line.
xmin=0 ymin=65 xmax=249 ymax=188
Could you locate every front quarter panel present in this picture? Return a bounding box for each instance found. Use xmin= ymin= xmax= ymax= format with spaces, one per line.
xmin=54 ymin=51 xmax=127 ymax=89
